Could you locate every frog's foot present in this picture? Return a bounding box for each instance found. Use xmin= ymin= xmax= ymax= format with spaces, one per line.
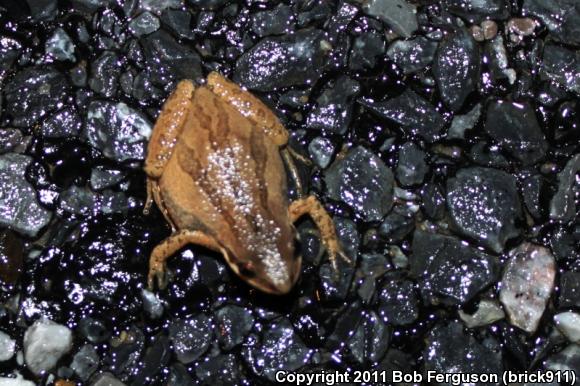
xmin=288 ymin=195 xmax=352 ymax=273
xmin=282 ymin=148 xmax=305 ymax=198
xmin=148 ymin=230 xmax=223 ymax=290
xmin=143 ymin=179 xmax=155 ymax=215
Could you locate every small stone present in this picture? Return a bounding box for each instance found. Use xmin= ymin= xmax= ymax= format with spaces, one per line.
xmin=90 ymin=166 xmax=126 ymax=191
xmin=560 ymin=271 xmax=580 ymax=309
xmin=424 ymin=322 xmax=502 ymax=377
xmin=500 ymin=242 xmax=556 ymax=334
xmin=251 ymin=4 xmax=295 ymax=37
xmin=348 ymin=310 xmax=391 ymax=363
xmin=484 ymin=100 xmax=547 ymax=165
xmin=70 ymin=345 xmax=99 ymax=381
xmin=4 ymin=66 xmax=70 ymax=127
xmin=545 ymin=344 xmax=580 ymax=373
xmin=459 ymin=299 xmax=505 ymax=328
xmin=169 ymin=314 xmax=213 ymax=364
xmin=215 ymin=305 xmax=254 ymax=351
xmin=86 ymin=101 xmax=152 ymax=163
xmin=446 ymin=167 xmax=522 ymax=253
xmin=523 ymin=0 xmax=580 ymax=46
xmin=386 ymin=36 xmax=438 ymax=74
xmin=141 ymin=289 xmax=164 ymax=319
xmin=433 ymin=28 xmax=480 ymax=111
xmin=411 ymin=230 xmax=499 ymax=306
xmin=129 ymin=12 xmax=160 ymax=37
xmin=550 ymin=154 xmax=580 ymax=222
xmin=45 ymin=28 xmax=75 ymax=61
xmin=507 ymin=17 xmax=538 ymax=37
xmin=308 ymin=137 xmax=334 ymax=169
xmin=470 ymin=25 xmax=484 ymax=42
xmin=447 ymin=103 xmax=481 ymax=139
xmin=349 ymin=32 xmax=386 ymax=71
xmin=486 ymin=35 xmax=516 ymax=83
xmin=188 ymin=0 xmax=228 ymax=10
xmin=378 ymin=279 xmax=419 ymax=325
xmin=88 ymin=51 xmax=121 ymax=98
xmin=324 ymin=146 xmax=394 ymax=222
xmin=0 ymin=230 xmax=23 ymax=288
xmin=554 ymin=312 xmax=580 ymax=343
xmin=444 ymin=0 xmax=509 ymax=23
xmin=357 ymin=0 xmax=418 ymax=38
xmin=0 ymin=153 xmax=52 ymax=238
xmin=90 ymin=372 xmax=126 ymax=386
xmin=481 ymin=20 xmax=498 ymax=40
xmin=0 ymin=375 xmax=35 ymax=386
xmin=0 ymin=330 xmax=15 ymax=361
xmin=139 ymin=0 xmax=181 ymax=13
xmin=41 ymin=107 xmax=82 ymax=138
xmin=378 ymin=212 xmax=414 ymax=242
xmin=541 ymin=43 xmax=580 ymax=95
xmin=78 ymin=318 xmax=110 ymax=344
xmin=243 ymin=318 xmax=312 ymax=381
xmin=234 ymin=28 xmax=328 ymax=91
xmin=195 ymin=354 xmax=244 ymax=384
xmin=396 ymin=142 xmax=427 ymax=187
xmin=26 ymin=0 xmax=58 ymax=21
xmin=305 ymin=75 xmax=360 ymax=135
xmin=360 ymin=89 xmax=445 ymax=142
xmin=161 ymin=9 xmax=196 ymax=40
xmin=24 ymin=319 xmax=73 ymax=375
xmin=0 ymin=129 xmax=23 ymax=154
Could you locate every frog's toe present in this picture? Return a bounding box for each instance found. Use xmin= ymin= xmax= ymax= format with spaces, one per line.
xmin=148 ymin=263 xmax=168 ymax=290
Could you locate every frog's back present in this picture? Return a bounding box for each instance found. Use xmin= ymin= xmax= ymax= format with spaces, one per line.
xmin=158 ymin=86 xmax=294 ymax=268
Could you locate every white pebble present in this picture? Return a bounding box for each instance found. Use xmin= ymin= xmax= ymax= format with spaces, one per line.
xmin=23 ymin=318 xmax=73 ymax=375
xmin=554 ymin=312 xmax=580 ymax=343
xmin=0 ymin=330 xmax=16 ymax=361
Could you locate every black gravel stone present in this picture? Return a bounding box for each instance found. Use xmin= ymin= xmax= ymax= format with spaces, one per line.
xmin=378 ymin=212 xmax=414 ymax=242
xmin=446 ymin=167 xmax=523 ymax=253
xmin=396 ymin=142 xmax=428 ymax=186
xmin=349 ymin=32 xmax=386 ymax=71
xmin=129 ymin=11 xmax=160 ymax=37
xmin=45 ymin=28 xmax=76 ymax=61
xmin=550 ymin=154 xmax=580 ymax=222
xmin=325 ymin=146 xmax=394 ymax=222
xmin=85 ymin=101 xmax=152 ymax=163
xmin=444 ymin=0 xmax=509 ymax=23
xmin=305 ymin=75 xmax=360 ymax=135
xmin=433 ymin=28 xmax=480 ymax=111
xmin=378 ymin=278 xmax=419 ymax=325
xmin=70 ymin=344 xmax=100 ymax=381
xmin=410 ymin=230 xmax=499 ymax=306
xmin=89 ymin=51 xmax=122 ymax=97
xmin=348 ymin=310 xmax=391 ymax=364
xmin=484 ymin=100 xmax=547 ymax=165
xmin=250 ymin=4 xmax=295 ymax=37
xmin=243 ymin=318 xmax=312 ymax=381
xmin=4 ymin=66 xmax=70 ymax=127
xmin=308 ymin=137 xmax=334 ymax=169
xmin=41 ymin=107 xmax=82 ymax=138
xmin=78 ymin=317 xmax=111 ymax=344
xmin=234 ymin=28 xmax=328 ymax=91
xmin=169 ymin=314 xmax=213 ymax=364
xmin=541 ymin=43 xmax=580 ymax=95
xmin=523 ymin=0 xmax=580 ymax=46
xmin=358 ymin=0 xmax=418 ymax=38
xmin=215 ymin=305 xmax=254 ymax=351
xmin=0 ymin=128 xmax=23 ymax=154
xmin=360 ymin=89 xmax=446 ymax=143
xmin=560 ymin=271 xmax=580 ymax=309
xmin=195 ymin=353 xmax=245 ymax=385
xmin=387 ymin=36 xmax=438 ymax=74
xmin=425 ymin=322 xmax=503 ymax=379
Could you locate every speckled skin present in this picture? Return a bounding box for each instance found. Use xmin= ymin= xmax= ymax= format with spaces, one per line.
xmin=144 ymin=72 xmax=345 ymax=294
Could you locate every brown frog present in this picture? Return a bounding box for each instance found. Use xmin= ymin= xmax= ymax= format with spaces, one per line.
xmin=144 ymin=72 xmax=347 ymax=295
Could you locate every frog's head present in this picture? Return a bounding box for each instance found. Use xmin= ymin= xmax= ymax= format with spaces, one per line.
xmin=224 ymin=235 xmax=302 ymax=295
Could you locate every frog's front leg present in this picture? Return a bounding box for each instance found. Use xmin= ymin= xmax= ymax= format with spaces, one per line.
xmin=144 ymin=80 xmax=195 ymax=179
xmin=288 ymin=196 xmax=351 ymax=271
xmin=148 ymin=230 xmax=223 ymax=289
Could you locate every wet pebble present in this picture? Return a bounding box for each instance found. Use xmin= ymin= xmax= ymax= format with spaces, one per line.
xmin=560 ymin=271 xmax=580 ymax=309
xmin=541 ymin=43 xmax=580 ymax=95
xmin=348 ymin=310 xmax=391 ymax=363
xmin=78 ymin=318 xmax=110 ymax=344
xmin=500 ymin=242 xmax=556 ymax=333
xmin=169 ymin=314 xmax=213 ymax=364
xmin=549 ymin=154 xmax=580 ymax=222
xmin=484 ymin=100 xmax=547 ymax=165
xmin=195 ymin=353 xmax=244 ymax=384
xmin=386 ymin=36 xmax=438 ymax=74
xmin=85 ymin=101 xmax=152 ymax=163
xmin=433 ymin=28 xmax=480 ymax=111
xmin=445 ymin=0 xmax=509 ymax=22
xmin=90 ymin=372 xmax=126 ymax=386
xmin=360 ymin=89 xmax=445 ymax=143
xmin=325 ymin=146 xmax=394 ymax=222
xmin=70 ymin=344 xmax=100 ymax=381
xmin=446 ymin=167 xmax=522 ymax=253
xmin=89 ymin=51 xmax=122 ymax=97
xmin=410 ymin=230 xmax=499 ymax=306
xmin=424 ymin=321 xmax=502 ymax=377
xmin=357 ymin=0 xmax=418 ymax=38
xmin=0 ymin=153 xmax=52 ymax=238
xmin=90 ymin=166 xmax=126 ymax=191
xmin=41 ymin=107 xmax=82 ymax=138
xmin=215 ymin=305 xmax=254 ymax=351
xmin=0 ymin=329 xmax=16 ymax=361
xmin=349 ymin=32 xmax=385 ymax=71
xmin=0 ymin=375 xmax=35 ymax=386
xmin=523 ymin=0 xmax=580 ymax=46
xmin=459 ymin=299 xmax=505 ymax=328
xmin=4 ymin=66 xmax=70 ymax=127
xmin=554 ymin=312 xmax=580 ymax=343
xmin=308 ymin=137 xmax=334 ymax=169
xmin=24 ymin=319 xmax=73 ymax=375
xmin=45 ymin=28 xmax=75 ymax=61
xmin=396 ymin=142 xmax=427 ymax=187
xmin=129 ymin=12 xmax=160 ymax=37
xmin=250 ymin=4 xmax=295 ymax=37
xmin=0 ymin=230 xmax=23 ymax=288
xmin=305 ymin=75 xmax=360 ymax=135
xmin=545 ymin=344 xmax=580 ymax=373
xmin=378 ymin=278 xmax=419 ymax=325
xmin=0 ymin=128 xmax=23 ymax=154
xmin=234 ymin=28 xmax=328 ymax=91
xmin=140 ymin=289 xmax=164 ymax=319
xmin=447 ymin=103 xmax=481 ymax=139
xmin=243 ymin=318 xmax=312 ymax=381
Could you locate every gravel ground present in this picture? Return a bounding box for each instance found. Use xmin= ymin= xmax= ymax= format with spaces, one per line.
xmin=0 ymin=0 xmax=579 ymax=385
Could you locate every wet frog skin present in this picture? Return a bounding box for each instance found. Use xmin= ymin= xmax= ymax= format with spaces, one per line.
xmin=144 ymin=72 xmax=347 ymax=295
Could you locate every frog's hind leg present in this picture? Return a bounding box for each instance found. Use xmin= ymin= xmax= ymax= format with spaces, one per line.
xmin=144 ymin=80 xmax=195 ymax=179
xmin=288 ymin=196 xmax=351 ymax=272
xmin=148 ymin=230 xmax=224 ymax=289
